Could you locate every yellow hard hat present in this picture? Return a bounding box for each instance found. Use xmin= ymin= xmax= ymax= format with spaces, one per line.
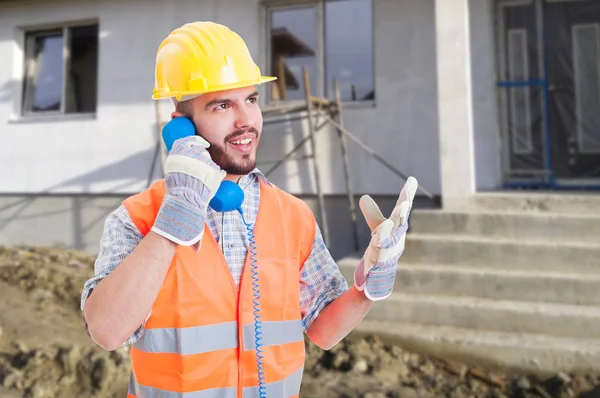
xmin=153 ymin=21 xmax=276 ymax=101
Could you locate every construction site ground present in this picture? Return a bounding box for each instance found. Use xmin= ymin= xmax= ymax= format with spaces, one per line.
xmin=1 ymin=246 xmax=600 ymax=398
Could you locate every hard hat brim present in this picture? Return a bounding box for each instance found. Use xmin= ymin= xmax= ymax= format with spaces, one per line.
xmin=152 ymin=76 xmax=277 ymax=101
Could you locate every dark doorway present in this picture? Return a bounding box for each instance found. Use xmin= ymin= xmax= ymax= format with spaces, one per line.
xmin=496 ymin=0 xmax=600 ymax=187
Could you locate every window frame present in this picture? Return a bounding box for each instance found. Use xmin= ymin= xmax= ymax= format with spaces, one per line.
xmin=20 ymin=20 xmax=99 ymax=119
xmin=263 ymin=0 xmax=376 ymax=107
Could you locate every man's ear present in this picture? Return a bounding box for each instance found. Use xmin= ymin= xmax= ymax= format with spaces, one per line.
xmin=171 ymin=111 xmax=186 ymax=120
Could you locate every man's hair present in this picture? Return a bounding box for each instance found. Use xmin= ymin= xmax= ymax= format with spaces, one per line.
xmin=175 ymin=100 xmax=193 ymax=118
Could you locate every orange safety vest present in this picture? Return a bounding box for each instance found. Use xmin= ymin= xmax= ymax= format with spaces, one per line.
xmin=122 ymin=178 xmax=316 ymax=398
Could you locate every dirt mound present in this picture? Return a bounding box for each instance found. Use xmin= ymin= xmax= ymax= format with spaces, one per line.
xmin=0 ymin=246 xmax=130 ymax=398
xmin=0 ymin=342 xmax=130 ymax=398
xmin=1 ymin=246 xmax=600 ymax=398
xmin=0 ymin=246 xmax=94 ymax=312
xmin=303 ymin=336 xmax=600 ymax=398
xmin=2 ymin=335 xmax=599 ymax=398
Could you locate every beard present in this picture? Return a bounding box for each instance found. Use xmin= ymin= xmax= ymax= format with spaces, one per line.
xmin=204 ymin=127 xmax=259 ymax=175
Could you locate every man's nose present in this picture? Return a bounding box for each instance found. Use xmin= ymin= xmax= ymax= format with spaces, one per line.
xmin=234 ymin=106 xmax=255 ymax=129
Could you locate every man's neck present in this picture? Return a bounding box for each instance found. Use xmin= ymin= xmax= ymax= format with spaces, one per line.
xmin=224 ymin=174 xmax=243 ymax=183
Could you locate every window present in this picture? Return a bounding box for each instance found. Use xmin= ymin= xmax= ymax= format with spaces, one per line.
xmin=22 ymin=23 xmax=99 ymax=116
xmin=267 ymin=0 xmax=374 ymax=103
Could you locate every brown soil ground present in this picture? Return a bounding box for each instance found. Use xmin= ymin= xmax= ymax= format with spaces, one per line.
xmin=1 ymin=246 xmax=599 ymax=398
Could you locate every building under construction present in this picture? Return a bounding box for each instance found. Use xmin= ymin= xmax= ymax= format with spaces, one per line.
xmin=2 ymin=0 xmax=600 ymax=375
xmin=2 ymin=0 xmax=599 ymax=254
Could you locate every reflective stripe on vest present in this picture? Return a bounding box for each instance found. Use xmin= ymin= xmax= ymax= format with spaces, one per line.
xmin=133 ymin=319 xmax=304 ymax=354
xmin=128 ymin=366 xmax=304 ymax=398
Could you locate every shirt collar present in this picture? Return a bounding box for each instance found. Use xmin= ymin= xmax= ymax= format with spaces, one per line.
xmin=238 ymin=167 xmax=273 ymax=189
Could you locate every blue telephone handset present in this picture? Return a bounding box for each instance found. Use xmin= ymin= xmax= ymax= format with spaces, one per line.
xmin=162 ymin=117 xmax=244 ymax=213
xmin=161 ymin=117 xmax=268 ymax=398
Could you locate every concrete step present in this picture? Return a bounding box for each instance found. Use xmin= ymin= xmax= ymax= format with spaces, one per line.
xmin=350 ymin=320 xmax=600 ymax=375
xmin=409 ymin=210 xmax=600 ymax=243
xmin=363 ymin=293 xmax=600 ymax=340
xmin=336 ymin=260 xmax=600 ymax=306
xmin=399 ymin=264 xmax=600 ymax=306
xmin=471 ymin=191 xmax=600 ymax=214
xmin=401 ymin=233 xmax=600 ymax=273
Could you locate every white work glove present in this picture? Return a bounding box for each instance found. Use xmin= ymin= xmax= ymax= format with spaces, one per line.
xmin=151 ymin=135 xmax=225 ymax=246
xmin=354 ymin=176 xmax=418 ymax=301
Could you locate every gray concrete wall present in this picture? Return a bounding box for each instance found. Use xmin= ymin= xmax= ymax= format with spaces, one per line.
xmin=0 ymin=0 xmax=500 ymax=256
xmin=470 ymin=0 xmax=502 ymax=193
xmin=0 ymin=0 xmax=265 ymax=195
xmin=435 ymin=0 xmax=502 ymax=209
xmin=0 ymin=0 xmax=451 ymax=198
xmin=0 ymin=194 xmax=124 ymax=254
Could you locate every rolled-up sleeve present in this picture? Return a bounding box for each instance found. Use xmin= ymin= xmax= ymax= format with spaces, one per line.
xmin=299 ymin=223 xmax=349 ymax=331
xmin=81 ymin=205 xmax=146 ymax=347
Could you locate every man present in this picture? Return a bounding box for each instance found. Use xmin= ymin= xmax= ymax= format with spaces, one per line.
xmin=81 ymin=21 xmax=418 ymax=398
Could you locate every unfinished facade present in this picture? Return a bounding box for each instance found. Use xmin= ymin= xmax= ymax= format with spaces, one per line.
xmin=0 ymin=0 xmax=598 ymax=257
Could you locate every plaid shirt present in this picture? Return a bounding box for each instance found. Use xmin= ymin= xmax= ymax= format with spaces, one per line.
xmin=80 ymin=169 xmax=348 ymax=347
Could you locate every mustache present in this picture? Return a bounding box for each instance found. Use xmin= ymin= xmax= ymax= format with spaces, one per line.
xmin=223 ymin=127 xmax=259 ymax=143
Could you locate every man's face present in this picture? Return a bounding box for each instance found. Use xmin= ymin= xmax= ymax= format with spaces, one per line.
xmin=173 ymin=86 xmax=263 ymax=177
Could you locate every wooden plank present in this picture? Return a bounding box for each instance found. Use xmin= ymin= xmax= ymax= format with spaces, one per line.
xmin=302 ymin=65 xmax=329 ymax=245
xmin=333 ymin=79 xmax=360 ymax=251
